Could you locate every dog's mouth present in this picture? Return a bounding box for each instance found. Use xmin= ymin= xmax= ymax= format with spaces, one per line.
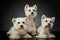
xmin=17 ymin=28 xmax=24 ymax=30
xmin=18 ymin=27 xmax=24 ymax=30
xmin=20 ymin=27 xmax=24 ymax=29
xmin=45 ymin=25 xmax=51 ymax=29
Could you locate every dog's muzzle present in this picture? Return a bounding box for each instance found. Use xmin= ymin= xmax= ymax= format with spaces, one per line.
xmin=21 ymin=25 xmax=23 ymax=28
xmin=45 ymin=25 xmax=51 ymax=28
xmin=31 ymin=12 xmax=33 ymax=15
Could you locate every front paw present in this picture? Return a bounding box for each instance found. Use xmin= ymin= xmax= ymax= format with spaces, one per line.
xmin=40 ymin=35 xmax=48 ymax=38
xmin=24 ymin=34 xmax=32 ymax=38
xmin=15 ymin=35 xmax=20 ymax=39
xmin=9 ymin=35 xmax=20 ymax=39
xmin=49 ymin=34 xmax=55 ymax=38
xmin=35 ymin=35 xmax=48 ymax=38
xmin=7 ymin=32 xmax=11 ymax=36
xmin=35 ymin=35 xmax=40 ymax=38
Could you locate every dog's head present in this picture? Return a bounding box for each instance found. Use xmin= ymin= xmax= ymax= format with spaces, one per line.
xmin=41 ymin=15 xmax=55 ymax=29
xmin=12 ymin=17 xmax=27 ymax=30
xmin=24 ymin=4 xmax=37 ymax=18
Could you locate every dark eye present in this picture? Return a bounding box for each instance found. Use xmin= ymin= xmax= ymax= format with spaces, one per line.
xmin=45 ymin=20 xmax=47 ymax=22
xmin=50 ymin=21 xmax=52 ymax=23
xmin=22 ymin=22 xmax=25 ymax=24
xmin=18 ymin=22 xmax=20 ymax=24
xmin=29 ymin=10 xmax=31 ymax=11
xmin=33 ymin=9 xmax=35 ymax=11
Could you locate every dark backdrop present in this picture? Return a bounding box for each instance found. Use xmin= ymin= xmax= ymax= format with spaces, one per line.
xmin=1 ymin=0 xmax=59 ymax=32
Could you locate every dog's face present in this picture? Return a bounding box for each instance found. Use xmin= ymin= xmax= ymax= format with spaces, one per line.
xmin=24 ymin=4 xmax=37 ymax=17
xmin=12 ymin=17 xmax=27 ymax=30
xmin=41 ymin=15 xmax=55 ymax=29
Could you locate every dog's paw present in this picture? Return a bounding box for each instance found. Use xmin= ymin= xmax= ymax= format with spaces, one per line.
xmin=35 ymin=35 xmax=48 ymax=38
xmin=40 ymin=35 xmax=48 ymax=38
xmin=24 ymin=34 xmax=32 ymax=38
xmin=9 ymin=35 xmax=20 ymax=39
xmin=7 ymin=32 xmax=11 ymax=36
xmin=35 ymin=35 xmax=40 ymax=38
xmin=15 ymin=35 xmax=20 ymax=39
xmin=49 ymin=34 xmax=55 ymax=38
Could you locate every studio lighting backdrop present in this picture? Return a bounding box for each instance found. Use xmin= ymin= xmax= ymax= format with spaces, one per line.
xmin=1 ymin=0 xmax=59 ymax=32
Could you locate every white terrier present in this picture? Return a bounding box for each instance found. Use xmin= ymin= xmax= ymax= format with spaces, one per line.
xmin=36 ymin=15 xmax=55 ymax=38
xmin=24 ymin=4 xmax=37 ymax=35
xmin=7 ymin=17 xmax=32 ymax=39
xmin=24 ymin=4 xmax=37 ymax=18
xmin=25 ymin=15 xmax=37 ymax=36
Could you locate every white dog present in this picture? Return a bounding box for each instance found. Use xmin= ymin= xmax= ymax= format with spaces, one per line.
xmin=24 ymin=4 xmax=37 ymax=35
xmin=7 ymin=17 xmax=32 ymax=39
xmin=36 ymin=15 xmax=55 ymax=38
xmin=24 ymin=4 xmax=37 ymax=17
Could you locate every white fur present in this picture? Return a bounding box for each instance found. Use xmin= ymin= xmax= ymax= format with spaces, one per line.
xmin=7 ymin=17 xmax=32 ymax=39
xmin=36 ymin=14 xmax=55 ymax=38
xmin=24 ymin=4 xmax=37 ymax=17
xmin=25 ymin=16 xmax=37 ymax=35
xmin=24 ymin=4 xmax=37 ymax=35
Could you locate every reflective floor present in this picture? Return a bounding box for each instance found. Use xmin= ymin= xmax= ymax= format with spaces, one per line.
xmin=0 ymin=31 xmax=60 ymax=40
xmin=10 ymin=38 xmax=55 ymax=40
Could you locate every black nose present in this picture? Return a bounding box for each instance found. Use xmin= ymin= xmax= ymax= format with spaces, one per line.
xmin=48 ymin=23 xmax=50 ymax=25
xmin=21 ymin=25 xmax=23 ymax=28
xmin=31 ymin=12 xmax=33 ymax=15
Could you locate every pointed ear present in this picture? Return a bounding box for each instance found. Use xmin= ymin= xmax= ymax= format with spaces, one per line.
xmin=51 ymin=17 xmax=55 ymax=22
xmin=12 ymin=18 xmax=16 ymax=23
xmin=24 ymin=4 xmax=29 ymax=11
xmin=33 ymin=4 xmax=37 ymax=9
xmin=41 ymin=14 xmax=46 ymax=19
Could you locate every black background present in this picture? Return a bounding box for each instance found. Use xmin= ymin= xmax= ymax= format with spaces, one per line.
xmin=1 ymin=0 xmax=59 ymax=32
xmin=1 ymin=0 xmax=60 ymax=40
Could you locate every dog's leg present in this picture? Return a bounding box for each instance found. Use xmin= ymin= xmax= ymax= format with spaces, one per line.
xmin=7 ymin=27 xmax=14 ymax=35
xmin=15 ymin=35 xmax=20 ymax=39
xmin=9 ymin=34 xmax=20 ymax=39
xmin=35 ymin=34 xmax=48 ymax=38
xmin=7 ymin=30 xmax=11 ymax=35
xmin=35 ymin=34 xmax=40 ymax=38
xmin=7 ymin=28 xmax=13 ymax=35
xmin=40 ymin=34 xmax=48 ymax=38
xmin=24 ymin=34 xmax=32 ymax=38
xmin=48 ymin=33 xmax=55 ymax=38
xmin=31 ymin=23 xmax=37 ymax=35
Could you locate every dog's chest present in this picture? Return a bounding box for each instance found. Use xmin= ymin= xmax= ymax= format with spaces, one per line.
xmin=17 ymin=30 xmax=27 ymax=35
xmin=40 ymin=27 xmax=50 ymax=34
xmin=26 ymin=18 xmax=34 ymax=27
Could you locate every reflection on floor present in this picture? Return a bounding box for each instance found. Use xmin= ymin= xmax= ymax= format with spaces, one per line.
xmin=0 ymin=31 xmax=60 ymax=40
xmin=16 ymin=38 xmax=55 ymax=40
